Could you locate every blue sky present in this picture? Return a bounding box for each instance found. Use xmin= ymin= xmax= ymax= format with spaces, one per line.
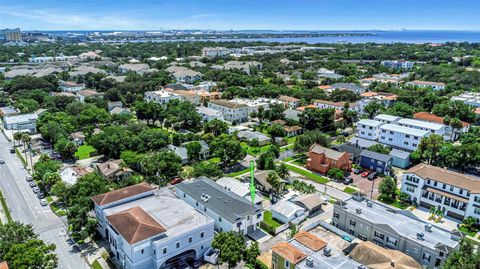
xmin=1 ymin=0 xmax=479 ymax=30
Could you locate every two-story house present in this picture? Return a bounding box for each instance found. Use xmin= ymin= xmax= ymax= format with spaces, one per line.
xmin=358 ymin=149 xmax=393 ymax=175
xmin=306 ymin=144 xmax=352 ymax=174
xmin=207 ymin=100 xmax=249 ymax=124
xmin=175 ymin=177 xmax=264 ymax=236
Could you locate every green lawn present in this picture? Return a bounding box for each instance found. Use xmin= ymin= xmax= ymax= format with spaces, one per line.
xmin=240 ymin=142 xmax=272 ymax=156
xmin=263 ymin=210 xmax=281 ymax=228
xmin=343 ymin=187 xmax=357 ymax=194
xmin=286 ymin=136 xmax=297 ymax=144
xmin=459 ymin=226 xmax=477 ymax=237
xmin=207 ymin=157 xmax=221 ymax=164
xmin=74 ymin=145 xmax=96 ymax=160
xmin=285 ymin=164 xmax=329 ymax=184
xmin=227 ymin=168 xmax=250 ymax=177
xmin=379 ymin=197 xmax=409 ymax=210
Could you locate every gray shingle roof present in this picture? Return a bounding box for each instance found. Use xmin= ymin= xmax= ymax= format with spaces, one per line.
xmin=176 ymin=177 xmax=263 ymax=223
xmin=359 ymin=149 xmax=393 ymax=163
xmin=389 ymin=148 xmax=410 ymax=159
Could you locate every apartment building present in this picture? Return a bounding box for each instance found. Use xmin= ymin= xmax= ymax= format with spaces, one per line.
xmin=401 ymin=164 xmax=480 ymax=221
xmin=223 ymin=61 xmax=263 ymax=75
xmin=207 ymin=99 xmax=249 ymax=124
xmin=397 ymin=118 xmax=448 ymax=139
xmin=381 ymin=60 xmax=415 ymax=69
xmin=313 ymin=100 xmax=364 ymax=114
xmin=0 ymin=28 xmax=22 ymax=42
xmin=406 ymin=80 xmax=446 ymax=91
xmin=175 ymin=177 xmax=264 ymax=236
xmin=374 ymin=114 xmax=401 ymax=124
xmin=144 ymin=90 xmax=182 ymax=105
xmin=332 ymin=196 xmax=460 ymax=268
xmin=3 ymin=113 xmax=38 ymax=132
xmin=91 ymin=183 xmax=215 ymax=269
xmin=201 ymin=47 xmax=230 ymax=58
xmin=378 ymin=124 xmax=430 ymax=151
xmin=278 ymin=95 xmax=300 ymax=109
xmin=450 ymin=92 xmax=480 ymax=108
xmin=230 ymin=98 xmax=283 ymax=114
xmin=356 ymin=119 xmax=384 ymax=140
xmin=413 ymin=112 xmax=470 ymax=140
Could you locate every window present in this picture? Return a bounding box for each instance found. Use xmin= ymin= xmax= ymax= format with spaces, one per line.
xmin=201 ymin=232 xmax=204 ymax=238
xmin=189 ymin=237 xmax=193 ymax=243
xmin=237 ymin=222 xmax=242 ymax=227
xmin=141 ymin=249 xmax=144 ymax=254
xmin=153 ymin=250 xmax=156 ymax=255
xmin=183 ymin=193 xmax=186 ymax=197
xmin=474 ymin=208 xmax=480 ymax=215
xmin=284 ymin=260 xmax=290 ymax=268
xmin=406 ymin=185 xmax=416 ymax=193
xmin=257 ymin=213 xmax=262 ymax=219
xmin=176 ymin=242 xmax=180 ymax=249
xmin=374 ymin=231 xmax=384 ymax=240
xmin=163 ymin=248 xmax=167 ymax=254
xmin=204 ymin=206 xmax=207 ymax=212
xmin=459 ymin=189 xmax=463 ymax=195
xmin=350 ymin=220 xmax=356 ymax=227
xmin=406 ymin=134 xmax=410 ymax=138
xmin=442 ymin=184 xmax=446 ymax=190
xmin=334 ymin=213 xmax=339 ymax=219
xmin=381 ymin=136 xmax=385 ymax=140
xmin=450 ymin=186 xmax=454 ymax=192
xmin=389 ymin=138 xmax=393 ymax=141
xmin=358 ymin=234 xmax=367 ymax=241
xmin=219 ymin=217 xmax=222 ymax=222
xmin=386 ymin=236 xmax=397 ymax=246
xmin=434 ymin=181 xmax=438 ymax=187
xmin=196 ymin=201 xmax=199 ymax=206
xmin=423 ymin=253 xmax=431 ymax=262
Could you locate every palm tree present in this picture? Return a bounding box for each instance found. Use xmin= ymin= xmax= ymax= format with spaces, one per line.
xmin=266 ymin=171 xmax=284 ymax=196
xmin=275 ymin=162 xmax=290 ymax=181
xmin=21 ymin=133 xmax=31 ymax=165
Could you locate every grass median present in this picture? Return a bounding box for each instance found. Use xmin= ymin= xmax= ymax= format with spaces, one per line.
xmin=0 ymin=189 xmax=13 ymax=222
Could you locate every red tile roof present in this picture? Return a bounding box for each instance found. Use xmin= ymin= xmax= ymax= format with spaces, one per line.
xmin=413 ymin=112 xmax=470 ymax=127
xmin=106 ymin=206 xmax=166 ymax=244
xmin=294 ymin=231 xmax=327 ymax=251
xmin=272 ymin=242 xmax=307 ymax=265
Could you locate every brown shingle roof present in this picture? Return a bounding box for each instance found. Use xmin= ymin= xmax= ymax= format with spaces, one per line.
xmin=91 ymin=182 xmax=154 ymax=206
xmin=406 ymin=164 xmax=480 ymax=193
xmin=349 ymin=241 xmax=422 ymax=269
xmin=309 ymin=144 xmax=347 ymax=160
xmin=272 ymin=242 xmax=307 ymax=265
xmin=284 ymin=125 xmax=303 ymax=133
xmin=96 ymin=159 xmax=132 ymax=178
xmin=294 ymin=231 xmax=327 ymax=251
xmin=279 ymin=95 xmax=300 ymax=102
xmin=209 ymin=99 xmax=248 ymax=109
xmin=106 ymin=206 xmax=166 ymax=244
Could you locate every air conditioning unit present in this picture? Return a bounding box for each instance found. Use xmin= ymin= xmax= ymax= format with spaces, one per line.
xmin=306 ymin=257 xmax=314 ymax=267
xmin=416 ymin=232 xmax=424 ymax=240
xmin=356 ymin=208 xmax=362 ymax=214
xmin=323 ymin=247 xmax=332 ymax=257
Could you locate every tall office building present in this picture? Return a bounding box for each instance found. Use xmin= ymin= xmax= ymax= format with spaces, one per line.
xmin=0 ymin=28 xmax=22 ymax=42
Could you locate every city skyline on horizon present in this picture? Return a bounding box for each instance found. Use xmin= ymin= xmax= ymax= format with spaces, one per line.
xmin=1 ymin=0 xmax=479 ymax=31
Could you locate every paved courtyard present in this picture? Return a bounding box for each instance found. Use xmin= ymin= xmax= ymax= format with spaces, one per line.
xmin=350 ymin=172 xmax=383 ymax=199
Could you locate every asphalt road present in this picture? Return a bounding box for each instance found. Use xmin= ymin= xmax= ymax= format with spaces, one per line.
xmin=0 ymin=134 xmax=89 ymax=269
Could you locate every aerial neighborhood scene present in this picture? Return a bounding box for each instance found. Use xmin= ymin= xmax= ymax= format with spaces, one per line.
xmin=1 ymin=1 xmax=480 ymax=269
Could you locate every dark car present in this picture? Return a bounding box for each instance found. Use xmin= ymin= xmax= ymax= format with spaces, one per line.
xmin=0 ymin=159 xmax=4 ymax=164
xmin=353 ymin=168 xmax=363 ymax=175
xmin=343 ymin=176 xmax=353 ymax=185
xmin=367 ymin=172 xmax=378 ymax=180
xmin=37 ymin=192 xmax=45 ymax=199
xmin=10 ymin=148 xmax=15 ymax=153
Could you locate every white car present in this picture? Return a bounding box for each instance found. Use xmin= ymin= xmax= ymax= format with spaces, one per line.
xmin=39 ymin=199 xmax=48 ymax=207
xmin=0 ymin=159 xmax=5 ymax=164
xmin=25 ymin=176 xmax=34 ymax=182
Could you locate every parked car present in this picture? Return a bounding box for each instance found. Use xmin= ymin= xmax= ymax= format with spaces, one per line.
xmin=170 ymin=178 xmax=183 ymax=185
xmin=32 ymin=187 xmax=40 ymax=194
xmin=10 ymin=148 xmax=15 ymax=153
xmin=29 ymin=181 xmax=37 ymax=188
xmin=353 ymin=168 xmax=363 ymax=175
xmin=367 ymin=172 xmax=378 ymax=180
xmin=361 ymin=171 xmax=370 ymax=178
xmin=39 ymin=199 xmax=48 ymax=207
xmin=25 ymin=175 xmax=33 ymax=182
xmin=37 ymin=192 xmax=45 ymax=199
xmin=343 ymin=176 xmax=353 ymax=185
xmin=0 ymin=159 xmax=4 ymax=164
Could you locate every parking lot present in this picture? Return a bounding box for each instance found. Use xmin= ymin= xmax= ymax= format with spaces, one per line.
xmin=349 ymin=171 xmax=383 ymax=199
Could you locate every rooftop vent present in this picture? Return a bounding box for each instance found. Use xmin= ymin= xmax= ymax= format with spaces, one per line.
xmin=391 ymin=260 xmax=395 ymax=267
xmin=416 ymin=232 xmax=424 ymax=240
xmin=323 ymin=247 xmax=331 ymax=257
xmin=367 ymin=200 xmax=373 ymax=207
xmin=200 ymin=194 xmax=211 ymax=202
xmin=306 ymin=257 xmax=314 ymax=267
xmin=425 ymin=224 xmax=433 ymax=232
xmin=358 ymin=266 xmax=367 ymax=269
xmin=356 ymin=208 xmax=362 ymax=214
